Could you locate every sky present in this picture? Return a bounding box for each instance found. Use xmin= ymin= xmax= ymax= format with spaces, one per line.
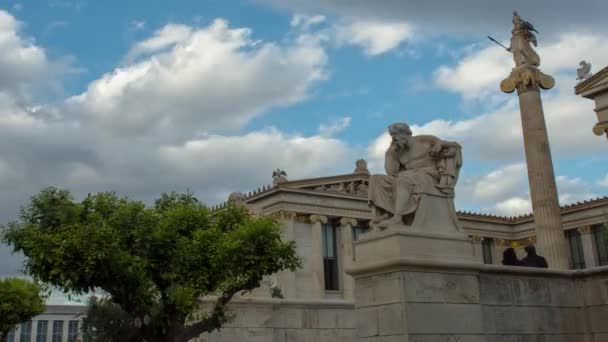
xmin=0 ymin=0 xmax=607 ymax=282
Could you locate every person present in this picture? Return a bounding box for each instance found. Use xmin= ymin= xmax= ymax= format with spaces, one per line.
xmin=368 ymin=122 xmax=462 ymax=228
xmin=502 ymin=247 xmax=522 ymax=266
xmin=521 ymin=245 xmax=548 ymax=268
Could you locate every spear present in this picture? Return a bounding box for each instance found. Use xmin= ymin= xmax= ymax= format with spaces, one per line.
xmin=487 ymin=36 xmax=509 ymax=51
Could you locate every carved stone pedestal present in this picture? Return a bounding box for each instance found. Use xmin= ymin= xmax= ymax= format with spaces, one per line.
xmin=355 ymin=227 xmax=478 ymax=266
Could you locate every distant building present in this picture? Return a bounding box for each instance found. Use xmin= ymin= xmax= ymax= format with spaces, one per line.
xmin=575 ymin=65 xmax=608 ymax=141
xmin=4 ymin=305 xmax=86 ymax=342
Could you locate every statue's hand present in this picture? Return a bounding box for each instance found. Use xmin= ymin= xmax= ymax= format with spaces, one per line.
xmin=429 ymin=144 xmax=443 ymax=157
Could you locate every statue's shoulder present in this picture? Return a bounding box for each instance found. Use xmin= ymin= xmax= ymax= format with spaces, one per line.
xmin=413 ymin=134 xmax=440 ymax=143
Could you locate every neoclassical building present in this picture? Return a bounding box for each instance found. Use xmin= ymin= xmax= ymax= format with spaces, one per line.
xmin=216 ymin=161 xmax=608 ymax=302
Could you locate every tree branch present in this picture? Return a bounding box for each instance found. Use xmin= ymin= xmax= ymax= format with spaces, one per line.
xmin=177 ymin=289 xmax=239 ymax=342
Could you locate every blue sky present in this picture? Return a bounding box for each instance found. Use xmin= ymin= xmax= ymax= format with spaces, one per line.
xmin=0 ymin=0 xmax=607 ymax=280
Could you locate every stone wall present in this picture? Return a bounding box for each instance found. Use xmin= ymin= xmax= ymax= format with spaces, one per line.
xmin=191 ymin=266 xmax=608 ymax=341
xmin=351 ymin=261 xmax=608 ymax=341
xmin=194 ymin=298 xmax=355 ymax=342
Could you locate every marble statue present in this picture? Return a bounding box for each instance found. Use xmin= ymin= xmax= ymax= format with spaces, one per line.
xmin=368 ymin=122 xmax=462 ymax=229
xmin=506 ymin=11 xmax=540 ymax=67
xmin=272 ymin=168 xmax=288 ymax=185
xmin=227 ymin=192 xmax=246 ymax=207
xmin=353 ymin=159 xmax=369 ymax=174
xmin=577 ymin=61 xmax=592 ymax=81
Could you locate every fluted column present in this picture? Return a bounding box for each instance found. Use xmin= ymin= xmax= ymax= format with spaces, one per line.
xmin=470 ymin=236 xmax=484 ymax=263
xmin=578 ymin=226 xmax=598 ymax=268
xmin=339 ymin=217 xmax=357 ymax=300
xmin=277 ymin=211 xmax=297 ymax=298
xmin=310 ymin=214 xmax=327 ymax=299
xmin=501 ymin=65 xmax=570 ymax=269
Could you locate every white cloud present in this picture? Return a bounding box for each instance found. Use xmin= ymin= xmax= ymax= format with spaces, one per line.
xmin=599 ymin=174 xmax=608 ymax=187
xmin=333 ymin=20 xmax=412 ymax=56
xmin=318 ymin=116 xmax=351 ymax=137
xmin=68 ymin=18 xmax=327 ymax=137
xmin=0 ymin=10 xmax=61 ymax=97
xmin=434 ymin=33 xmax=608 ymax=102
xmin=131 ymin=20 xmax=146 ymax=31
xmin=290 ymin=14 xmax=326 ymax=30
xmin=472 ymin=164 xmax=527 ymax=202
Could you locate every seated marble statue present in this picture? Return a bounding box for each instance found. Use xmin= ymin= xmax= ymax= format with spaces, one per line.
xmin=369 ymin=122 xmax=462 ymax=229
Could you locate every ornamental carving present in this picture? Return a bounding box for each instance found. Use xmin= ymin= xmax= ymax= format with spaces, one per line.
xmin=500 ymin=67 xmax=554 ymax=94
xmin=309 ymin=214 xmax=328 ymax=224
xmin=311 ymin=180 xmax=369 ymax=197
xmin=339 ymin=217 xmax=358 ymax=228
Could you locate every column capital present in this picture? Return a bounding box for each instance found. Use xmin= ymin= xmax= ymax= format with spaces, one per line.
xmin=469 ymin=235 xmax=484 ymax=244
xmin=272 ymin=210 xmax=297 ymax=220
xmin=578 ymin=226 xmax=593 ymax=235
xmin=309 ymin=214 xmax=328 ymax=224
xmin=339 ymin=217 xmax=358 ymax=228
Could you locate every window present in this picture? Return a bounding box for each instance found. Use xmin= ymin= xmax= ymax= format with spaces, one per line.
xmin=19 ymin=321 xmax=32 ymax=342
xmin=593 ymin=223 xmax=608 ymax=266
xmin=68 ymin=320 xmax=79 ymax=342
xmin=482 ymin=238 xmax=494 ymax=264
xmin=566 ymin=229 xmax=586 ymax=269
xmin=36 ymin=321 xmax=48 ymax=342
xmin=52 ymin=321 xmax=64 ymax=342
xmin=322 ymin=222 xmax=339 ymax=291
xmin=6 ymin=329 xmax=15 ymax=342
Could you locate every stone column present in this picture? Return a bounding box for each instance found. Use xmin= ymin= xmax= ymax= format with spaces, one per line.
xmin=578 ymin=226 xmax=598 ymax=268
xmin=501 ymin=66 xmax=570 ymax=269
xmin=277 ymin=211 xmax=297 ymax=298
xmin=339 ymin=217 xmax=357 ymax=300
xmin=470 ymin=236 xmax=484 ymax=263
xmin=310 ymin=214 xmax=327 ymax=299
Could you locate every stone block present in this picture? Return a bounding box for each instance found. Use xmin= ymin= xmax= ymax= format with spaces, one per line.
xmin=593 ymin=333 xmax=608 ymax=342
xmin=406 ymin=303 xmax=484 ymax=334
xmin=479 ymin=274 xmax=514 ymax=305
xmin=405 ymin=271 xmax=479 ymax=304
xmin=301 ymin=308 xmax=320 ymax=328
xmin=548 ymin=278 xmax=579 ymax=307
xmin=511 ymin=277 xmax=551 ymax=306
xmin=356 ymin=306 xmax=379 ymax=337
xmin=269 ymin=307 xmax=302 ymax=328
xmin=356 ymin=276 xmax=376 ymax=307
xmin=378 ymin=303 xmax=405 ymax=336
xmin=482 ymin=305 xmax=497 ymax=334
xmin=589 ymin=305 xmax=608 ymax=333
xmin=409 ymin=335 xmax=486 ymax=342
xmin=373 ymin=272 xmax=404 ymax=305
xmin=583 ymin=276 xmax=608 ymax=306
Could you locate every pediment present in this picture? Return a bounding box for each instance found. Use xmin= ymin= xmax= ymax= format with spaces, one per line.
xmin=277 ymin=173 xmax=370 ymax=197
xmin=576 ymin=66 xmax=608 ymax=98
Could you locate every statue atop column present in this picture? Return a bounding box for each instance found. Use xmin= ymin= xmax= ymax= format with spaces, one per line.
xmin=501 ymin=11 xmax=554 ymax=94
xmin=506 ymin=11 xmax=540 ymax=68
xmin=368 ymin=122 xmax=462 ymax=230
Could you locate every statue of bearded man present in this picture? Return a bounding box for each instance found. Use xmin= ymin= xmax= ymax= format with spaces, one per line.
xmin=369 ymin=122 xmax=462 ymax=229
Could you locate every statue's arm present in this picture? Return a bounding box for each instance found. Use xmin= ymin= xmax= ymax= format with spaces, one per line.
xmin=384 ymin=144 xmax=400 ymax=177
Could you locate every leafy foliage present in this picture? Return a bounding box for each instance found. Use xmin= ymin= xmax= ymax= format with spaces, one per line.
xmin=0 ymin=277 xmax=45 ymax=339
xmin=2 ymin=188 xmax=301 ymax=342
xmin=81 ymin=296 xmax=143 ymax=342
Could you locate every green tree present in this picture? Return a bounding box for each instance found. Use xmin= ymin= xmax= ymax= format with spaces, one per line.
xmin=81 ymin=296 xmax=143 ymax=342
xmin=2 ymin=188 xmax=301 ymax=342
xmin=0 ymin=277 xmax=45 ymax=339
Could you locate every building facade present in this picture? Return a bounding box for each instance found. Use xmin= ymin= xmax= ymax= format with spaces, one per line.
xmin=4 ymin=305 xmax=85 ymax=342
xmin=217 ymin=164 xmax=608 ymax=301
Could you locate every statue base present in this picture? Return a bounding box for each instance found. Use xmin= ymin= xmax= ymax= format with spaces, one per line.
xmin=355 ymin=226 xmax=478 ymax=265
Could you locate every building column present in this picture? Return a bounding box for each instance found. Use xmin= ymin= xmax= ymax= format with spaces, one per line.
xmin=579 ymin=226 xmax=598 ymax=268
xmin=310 ymin=214 xmax=327 ymax=299
xmin=339 ymin=217 xmax=357 ymax=300
xmin=470 ymin=236 xmax=484 ymax=263
xmin=276 ymin=211 xmax=297 ymax=298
